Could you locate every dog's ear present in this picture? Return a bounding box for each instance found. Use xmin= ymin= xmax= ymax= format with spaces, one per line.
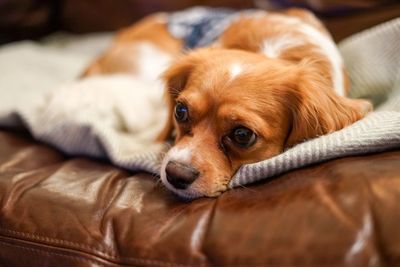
xmin=285 ymin=67 xmax=372 ymax=148
xmin=156 ymin=54 xmax=198 ymax=142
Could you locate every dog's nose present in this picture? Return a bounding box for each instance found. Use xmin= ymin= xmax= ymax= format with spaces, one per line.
xmin=165 ymin=161 xmax=199 ymax=189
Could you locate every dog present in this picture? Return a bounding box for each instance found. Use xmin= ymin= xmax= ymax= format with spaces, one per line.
xmin=83 ymin=7 xmax=371 ymax=199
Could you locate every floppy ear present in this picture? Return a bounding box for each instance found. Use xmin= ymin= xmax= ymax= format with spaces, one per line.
xmin=156 ymin=55 xmax=197 ymax=142
xmin=285 ymin=69 xmax=372 ymax=148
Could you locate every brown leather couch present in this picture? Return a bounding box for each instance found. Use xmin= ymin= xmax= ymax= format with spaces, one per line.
xmin=1 ymin=1 xmax=400 ymax=266
xmin=2 ymin=131 xmax=400 ymax=266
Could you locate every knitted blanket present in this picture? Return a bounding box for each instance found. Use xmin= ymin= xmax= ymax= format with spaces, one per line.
xmin=0 ymin=19 xmax=399 ymax=189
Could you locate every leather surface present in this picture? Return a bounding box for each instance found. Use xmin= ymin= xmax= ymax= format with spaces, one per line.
xmin=1 ymin=130 xmax=400 ymax=266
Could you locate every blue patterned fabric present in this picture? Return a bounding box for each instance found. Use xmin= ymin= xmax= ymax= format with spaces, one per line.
xmin=167 ymin=7 xmax=238 ymax=49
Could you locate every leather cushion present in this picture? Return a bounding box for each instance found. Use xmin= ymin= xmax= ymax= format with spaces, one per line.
xmin=1 ymin=130 xmax=400 ymax=266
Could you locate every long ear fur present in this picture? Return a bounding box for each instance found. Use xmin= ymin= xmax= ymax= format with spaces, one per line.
xmin=156 ymin=54 xmax=198 ymax=142
xmin=285 ymin=67 xmax=372 ymax=147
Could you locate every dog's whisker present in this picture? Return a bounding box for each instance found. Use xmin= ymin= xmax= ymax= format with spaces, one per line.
xmin=155 ymin=178 xmax=163 ymax=186
xmin=236 ymin=183 xmax=258 ymax=194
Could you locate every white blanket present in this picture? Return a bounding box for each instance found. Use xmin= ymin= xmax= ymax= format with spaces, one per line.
xmin=1 ymin=19 xmax=400 ymax=188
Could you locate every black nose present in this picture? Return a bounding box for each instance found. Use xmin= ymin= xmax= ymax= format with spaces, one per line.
xmin=165 ymin=161 xmax=200 ymax=189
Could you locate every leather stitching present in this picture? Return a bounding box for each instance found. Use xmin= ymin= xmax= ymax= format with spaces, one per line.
xmin=0 ymin=228 xmax=111 ymax=254
xmin=0 ymin=240 xmax=110 ymax=267
xmin=0 ymin=230 xmax=207 ymax=267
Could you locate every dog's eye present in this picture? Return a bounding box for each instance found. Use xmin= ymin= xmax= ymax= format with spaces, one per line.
xmin=174 ymin=102 xmax=189 ymax=122
xmin=229 ymin=127 xmax=257 ymax=148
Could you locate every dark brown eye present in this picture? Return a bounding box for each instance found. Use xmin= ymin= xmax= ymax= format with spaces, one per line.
xmin=174 ymin=102 xmax=189 ymax=122
xmin=229 ymin=127 xmax=257 ymax=148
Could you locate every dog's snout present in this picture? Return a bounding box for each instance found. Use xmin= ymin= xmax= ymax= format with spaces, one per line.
xmin=165 ymin=161 xmax=199 ymax=189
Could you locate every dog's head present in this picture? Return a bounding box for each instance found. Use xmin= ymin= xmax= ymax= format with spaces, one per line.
xmin=158 ymin=48 xmax=370 ymax=199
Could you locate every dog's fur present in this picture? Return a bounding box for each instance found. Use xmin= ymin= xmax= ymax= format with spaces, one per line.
xmin=83 ymin=8 xmax=371 ymax=199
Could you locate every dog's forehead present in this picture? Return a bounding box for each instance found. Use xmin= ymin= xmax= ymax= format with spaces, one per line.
xmin=183 ymin=84 xmax=264 ymax=119
xmin=183 ymin=65 xmax=268 ymax=104
xmin=179 ymin=56 xmax=297 ymax=119
xmin=189 ymin=61 xmax=245 ymax=90
xmin=193 ymin=58 xmax=295 ymax=90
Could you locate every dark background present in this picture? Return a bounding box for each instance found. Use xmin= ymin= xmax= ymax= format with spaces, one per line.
xmin=0 ymin=0 xmax=399 ymax=44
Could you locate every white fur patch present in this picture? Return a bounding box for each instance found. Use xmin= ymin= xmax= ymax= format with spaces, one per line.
xmin=229 ymin=63 xmax=243 ymax=80
xmin=298 ymin=23 xmax=345 ymax=96
xmin=167 ymin=147 xmax=192 ymax=164
xmin=135 ymin=42 xmax=173 ymax=82
xmin=263 ymin=14 xmax=345 ymax=96
xmin=262 ymin=35 xmax=305 ymax=58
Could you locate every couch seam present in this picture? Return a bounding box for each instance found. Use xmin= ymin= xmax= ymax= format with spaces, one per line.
xmin=0 ymin=239 xmax=112 ymax=267
xmin=0 ymin=231 xmax=205 ymax=267
xmin=0 ymin=228 xmax=109 ymax=254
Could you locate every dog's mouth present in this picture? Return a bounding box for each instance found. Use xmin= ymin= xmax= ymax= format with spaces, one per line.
xmin=160 ymin=177 xmax=203 ymax=200
xmin=160 ymin=167 xmax=230 ymax=200
xmin=165 ymin=186 xmax=228 ymax=200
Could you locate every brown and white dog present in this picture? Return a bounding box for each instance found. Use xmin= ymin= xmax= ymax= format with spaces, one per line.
xmin=83 ymin=8 xmax=371 ymax=199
